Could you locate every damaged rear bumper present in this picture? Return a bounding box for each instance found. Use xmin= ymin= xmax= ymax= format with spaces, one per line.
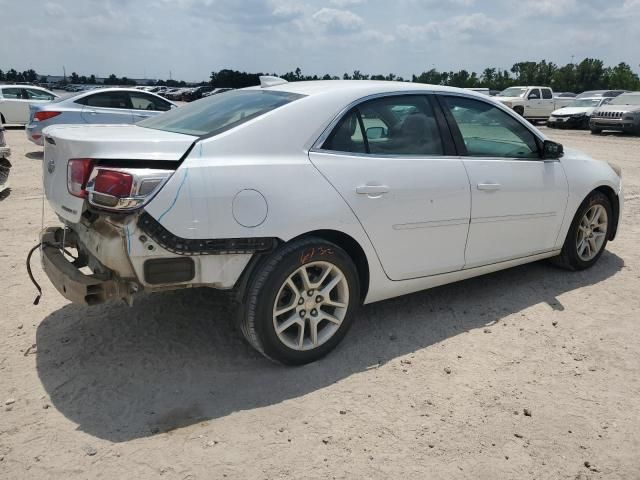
xmin=40 ymin=227 xmax=130 ymax=305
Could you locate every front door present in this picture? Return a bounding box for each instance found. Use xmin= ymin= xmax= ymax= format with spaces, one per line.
xmin=309 ymin=94 xmax=471 ymax=280
xmin=439 ymin=94 xmax=568 ymax=267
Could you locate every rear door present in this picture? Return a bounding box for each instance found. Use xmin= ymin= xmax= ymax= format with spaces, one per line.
xmin=78 ymin=91 xmax=134 ymax=124
xmin=540 ymin=88 xmax=555 ymax=116
xmin=439 ymin=94 xmax=568 ymax=267
xmin=309 ymin=94 xmax=471 ymax=280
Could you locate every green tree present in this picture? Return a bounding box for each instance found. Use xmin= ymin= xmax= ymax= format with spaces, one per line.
xmin=604 ymin=62 xmax=640 ymax=90
xmin=575 ymin=58 xmax=605 ymax=92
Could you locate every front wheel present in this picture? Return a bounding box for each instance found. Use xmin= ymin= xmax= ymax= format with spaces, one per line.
xmin=590 ymin=127 xmax=602 ymax=135
xmin=240 ymin=237 xmax=360 ymax=365
xmin=552 ymin=191 xmax=611 ymax=270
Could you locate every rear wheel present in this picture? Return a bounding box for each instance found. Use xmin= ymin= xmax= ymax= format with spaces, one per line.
xmin=552 ymin=191 xmax=611 ymax=270
xmin=240 ymin=237 xmax=360 ymax=365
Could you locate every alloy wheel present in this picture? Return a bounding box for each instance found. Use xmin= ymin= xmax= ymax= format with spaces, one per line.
xmin=272 ymin=261 xmax=349 ymax=351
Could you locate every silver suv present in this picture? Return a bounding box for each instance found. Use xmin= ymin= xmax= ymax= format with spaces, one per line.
xmin=590 ymin=92 xmax=640 ymax=135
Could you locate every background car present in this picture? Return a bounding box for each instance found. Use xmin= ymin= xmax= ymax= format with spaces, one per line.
xmin=164 ymin=88 xmax=191 ymax=101
xmin=202 ymin=87 xmax=233 ymax=98
xmin=590 ymin=92 xmax=640 ymax=135
xmin=0 ymin=119 xmax=10 ymax=193
xmin=25 ymin=88 xmax=177 ymax=145
xmin=181 ymin=85 xmax=215 ymax=102
xmin=576 ymin=90 xmax=628 ymax=99
xmin=554 ymin=92 xmax=577 ymax=98
xmin=547 ymin=97 xmax=613 ymax=129
xmin=0 ymin=85 xmax=58 ymax=125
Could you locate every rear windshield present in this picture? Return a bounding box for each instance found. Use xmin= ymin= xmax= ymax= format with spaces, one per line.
xmin=138 ymin=89 xmax=305 ymax=137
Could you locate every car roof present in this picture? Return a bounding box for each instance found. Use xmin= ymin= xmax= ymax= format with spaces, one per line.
xmin=247 ymin=80 xmax=488 ymax=100
xmin=69 ymin=87 xmax=174 ymax=99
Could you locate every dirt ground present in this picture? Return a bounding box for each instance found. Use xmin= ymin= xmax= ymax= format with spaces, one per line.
xmin=0 ymin=125 xmax=639 ymax=480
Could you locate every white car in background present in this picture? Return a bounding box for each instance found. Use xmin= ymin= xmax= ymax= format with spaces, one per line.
xmin=37 ymin=78 xmax=623 ymax=364
xmin=0 ymin=85 xmax=58 ymax=125
xmin=547 ymin=97 xmax=613 ymax=129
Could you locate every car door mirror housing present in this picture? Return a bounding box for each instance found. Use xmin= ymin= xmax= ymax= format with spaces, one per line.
xmin=542 ymin=140 xmax=563 ymax=159
xmin=366 ymin=126 xmax=386 ymax=140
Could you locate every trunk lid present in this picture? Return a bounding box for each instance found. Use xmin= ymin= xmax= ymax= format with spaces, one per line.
xmin=43 ymin=124 xmax=197 ymax=223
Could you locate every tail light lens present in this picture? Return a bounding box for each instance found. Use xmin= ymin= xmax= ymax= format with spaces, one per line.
xmin=34 ymin=111 xmax=62 ymax=122
xmin=94 ymin=170 xmax=133 ymax=198
xmin=86 ymin=167 xmax=174 ymax=211
xmin=67 ymin=158 xmax=95 ymax=198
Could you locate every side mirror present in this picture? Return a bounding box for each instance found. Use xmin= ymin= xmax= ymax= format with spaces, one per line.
xmin=366 ymin=126 xmax=386 ymax=140
xmin=542 ymin=140 xmax=563 ymax=159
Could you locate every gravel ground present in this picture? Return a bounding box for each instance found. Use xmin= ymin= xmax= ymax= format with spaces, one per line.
xmin=0 ymin=126 xmax=639 ymax=479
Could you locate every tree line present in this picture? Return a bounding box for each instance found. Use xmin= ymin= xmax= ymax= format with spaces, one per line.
xmin=2 ymin=59 xmax=639 ymax=93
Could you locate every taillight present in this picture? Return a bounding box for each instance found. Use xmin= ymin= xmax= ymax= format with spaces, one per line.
xmin=86 ymin=167 xmax=174 ymax=211
xmin=67 ymin=158 xmax=95 ymax=198
xmin=94 ymin=170 xmax=133 ymax=198
xmin=34 ymin=111 xmax=61 ymax=122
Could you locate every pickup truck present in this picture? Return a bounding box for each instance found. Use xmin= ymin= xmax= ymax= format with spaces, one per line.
xmin=495 ymin=86 xmax=573 ymax=122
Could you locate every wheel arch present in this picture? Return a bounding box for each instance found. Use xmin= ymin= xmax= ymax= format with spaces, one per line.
xmin=592 ymin=185 xmax=620 ymax=240
xmin=233 ymin=229 xmax=371 ymax=305
xmin=292 ymin=229 xmax=370 ymax=302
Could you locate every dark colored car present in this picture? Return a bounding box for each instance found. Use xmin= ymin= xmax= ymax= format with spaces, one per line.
xmin=182 ymin=86 xmax=215 ymax=102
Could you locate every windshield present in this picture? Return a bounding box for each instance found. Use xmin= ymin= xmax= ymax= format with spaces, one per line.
xmin=567 ymin=99 xmax=601 ymax=108
xmin=498 ymin=87 xmax=526 ymax=97
xmin=609 ymin=94 xmax=640 ymax=106
xmin=139 ymin=89 xmax=305 ymax=137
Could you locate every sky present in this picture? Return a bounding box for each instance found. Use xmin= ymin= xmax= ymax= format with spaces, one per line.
xmin=1 ymin=0 xmax=639 ymax=81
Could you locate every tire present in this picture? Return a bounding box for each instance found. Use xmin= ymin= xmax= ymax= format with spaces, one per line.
xmin=239 ymin=237 xmax=360 ymax=365
xmin=551 ymin=191 xmax=612 ymax=271
xmin=590 ymin=128 xmax=602 ymax=135
xmin=513 ymin=106 xmax=524 ymax=117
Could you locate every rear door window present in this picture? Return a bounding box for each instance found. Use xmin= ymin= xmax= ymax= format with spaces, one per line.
xmin=323 ymin=95 xmax=444 ymax=156
xmin=25 ymin=88 xmax=55 ymax=101
xmin=129 ymin=92 xmax=172 ymax=111
xmin=542 ymin=89 xmax=553 ymax=100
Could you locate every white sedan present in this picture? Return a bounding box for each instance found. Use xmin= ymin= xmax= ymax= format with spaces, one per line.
xmin=37 ymin=78 xmax=623 ymax=364
xmin=0 ymin=85 xmax=58 ymax=125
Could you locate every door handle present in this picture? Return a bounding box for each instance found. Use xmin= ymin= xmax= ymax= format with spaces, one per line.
xmin=477 ymin=183 xmax=501 ymax=191
xmin=356 ymin=185 xmax=389 ymax=196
